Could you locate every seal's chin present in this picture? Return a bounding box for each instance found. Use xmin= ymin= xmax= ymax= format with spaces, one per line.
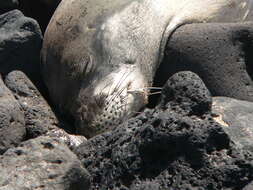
xmin=77 ymin=66 xmax=148 ymax=138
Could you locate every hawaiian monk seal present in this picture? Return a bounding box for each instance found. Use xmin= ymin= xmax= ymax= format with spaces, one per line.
xmin=41 ymin=0 xmax=253 ymax=138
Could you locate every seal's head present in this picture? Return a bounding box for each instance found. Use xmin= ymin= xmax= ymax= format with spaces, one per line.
xmin=74 ymin=65 xmax=148 ymax=138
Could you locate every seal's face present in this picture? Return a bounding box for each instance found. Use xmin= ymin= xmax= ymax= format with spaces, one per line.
xmin=76 ymin=65 xmax=148 ymax=138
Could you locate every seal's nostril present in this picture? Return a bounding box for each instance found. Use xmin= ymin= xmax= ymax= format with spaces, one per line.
xmin=127 ymin=81 xmax=132 ymax=90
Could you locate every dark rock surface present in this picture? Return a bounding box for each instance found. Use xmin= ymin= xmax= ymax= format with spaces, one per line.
xmin=243 ymin=181 xmax=253 ymax=190
xmin=74 ymin=71 xmax=253 ymax=190
xmin=151 ymin=22 xmax=253 ymax=106
xmin=0 ymin=10 xmax=43 ymax=88
xmin=158 ymin=71 xmax=212 ymax=116
xmin=5 ymin=71 xmax=86 ymax=149
xmin=18 ymin=0 xmax=61 ymax=33
xmin=0 ymin=136 xmax=90 ymax=190
xmin=0 ymin=74 xmax=25 ymax=154
xmin=212 ymin=96 xmax=253 ymax=153
xmin=5 ymin=71 xmax=57 ymax=138
xmin=0 ymin=0 xmax=18 ymax=14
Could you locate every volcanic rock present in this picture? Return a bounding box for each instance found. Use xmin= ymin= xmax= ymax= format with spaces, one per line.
xmin=0 ymin=74 xmax=25 ymax=154
xmin=4 ymin=71 xmax=86 ymax=149
xmin=0 ymin=10 xmax=43 ymax=88
xmin=158 ymin=71 xmax=212 ymax=116
xmin=0 ymin=136 xmax=90 ymax=190
xmin=152 ymin=22 xmax=253 ymax=105
xmin=212 ymin=96 xmax=253 ymax=153
xmin=74 ymin=71 xmax=253 ymax=190
xmin=243 ymin=181 xmax=253 ymax=190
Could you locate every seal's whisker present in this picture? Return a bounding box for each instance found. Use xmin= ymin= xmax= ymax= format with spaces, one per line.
xmin=111 ymin=71 xmax=129 ymax=94
xmin=104 ymin=70 xmax=131 ymax=102
xmin=108 ymin=84 xmax=127 ymax=104
xmin=108 ymin=70 xmax=133 ymax=103
xmin=126 ymin=87 xmax=162 ymax=94
xmin=112 ymin=70 xmax=132 ymax=94
xmin=143 ymin=87 xmax=163 ymax=90
xmin=147 ymin=91 xmax=162 ymax=96
xmin=100 ymin=81 xmax=112 ymax=98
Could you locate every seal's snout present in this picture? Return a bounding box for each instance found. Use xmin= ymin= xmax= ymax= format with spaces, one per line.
xmin=76 ymin=67 xmax=148 ymax=138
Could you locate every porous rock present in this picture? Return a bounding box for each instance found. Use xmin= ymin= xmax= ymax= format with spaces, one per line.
xmin=74 ymin=71 xmax=253 ymax=190
xmin=0 ymin=136 xmax=90 ymax=190
xmin=5 ymin=71 xmax=86 ymax=149
xmin=0 ymin=0 xmax=18 ymax=14
xmin=0 ymin=10 xmax=43 ymax=87
xmin=212 ymin=96 xmax=253 ymax=153
xmin=152 ymin=22 xmax=253 ymax=104
xmin=158 ymin=71 xmax=212 ymax=116
xmin=0 ymin=74 xmax=25 ymax=154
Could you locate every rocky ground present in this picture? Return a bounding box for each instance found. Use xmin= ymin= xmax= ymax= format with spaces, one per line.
xmin=0 ymin=1 xmax=253 ymax=190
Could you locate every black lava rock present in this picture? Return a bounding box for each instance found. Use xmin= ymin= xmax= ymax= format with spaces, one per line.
xmin=4 ymin=71 xmax=87 ymax=149
xmin=74 ymin=71 xmax=253 ymax=190
xmin=212 ymin=96 xmax=253 ymax=153
xmin=152 ymin=22 xmax=253 ymax=105
xmin=0 ymin=136 xmax=91 ymax=190
xmin=0 ymin=74 xmax=25 ymax=154
xmin=0 ymin=10 xmax=43 ymax=88
xmin=243 ymin=181 xmax=253 ymax=190
xmin=159 ymin=71 xmax=212 ymax=116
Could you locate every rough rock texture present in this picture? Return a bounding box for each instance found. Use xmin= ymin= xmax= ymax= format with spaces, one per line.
xmin=0 ymin=10 xmax=43 ymax=88
xmin=212 ymin=96 xmax=253 ymax=153
xmin=243 ymin=181 xmax=253 ymax=190
xmin=5 ymin=71 xmax=86 ymax=149
xmin=0 ymin=75 xmax=25 ymax=154
xmin=0 ymin=136 xmax=90 ymax=190
xmin=151 ymin=22 xmax=253 ymax=106
xmin=0 ymin=0 xmax=18 ymax=14
xmin=19 ymin=0 xmax=61 ymax=33
xmin=75 ymin=71 xmax=253 ymax=190
xmin=158 ymin=71 xmax=212 ymax=116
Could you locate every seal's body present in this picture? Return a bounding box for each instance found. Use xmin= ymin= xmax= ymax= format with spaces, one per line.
xmin=41 ymin=0 xmax=252 ymax=137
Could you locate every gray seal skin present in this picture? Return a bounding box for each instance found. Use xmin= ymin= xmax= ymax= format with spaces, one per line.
xmin=41 ymin=0 xmax=253 ymax=138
